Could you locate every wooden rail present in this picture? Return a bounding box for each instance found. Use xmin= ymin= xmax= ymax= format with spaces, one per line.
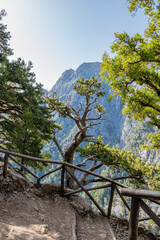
xmin=0 ymin=149 xmax=130 ymax=216
xmin=0 ymin=148 xmax=159 ymax=239
xmin=121 ymin=188 xmax=160 ymax=240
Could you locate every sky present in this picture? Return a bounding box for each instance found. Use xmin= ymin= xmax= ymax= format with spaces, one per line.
xmin=1 ymin=0 xmax=148 ymax=91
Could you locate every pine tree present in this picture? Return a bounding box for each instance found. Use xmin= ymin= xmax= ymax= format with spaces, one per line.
xmin=0 ymin=10 xmax=58 ymax=169
xmin=101 ymin=0 xmax=160 ymax=150
xmin=48 ymin=76 xmax=105 ymax=188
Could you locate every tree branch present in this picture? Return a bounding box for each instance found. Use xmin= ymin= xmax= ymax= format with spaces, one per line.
xmin=76 ymin=156 xmax=95 ymax=167
xmin=75 ymin=162 xmax=103 ymax=189
xmin=86 ymin=115 xmax=102 ymax=121
xmin=52 ymin=133 xmax=64 ymax=158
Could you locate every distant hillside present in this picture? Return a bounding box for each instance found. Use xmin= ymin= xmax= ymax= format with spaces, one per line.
xmin=45 ymin=62 xmax=124 ymax=158
xmin=44 ymin=62 xmax=159 ymax=165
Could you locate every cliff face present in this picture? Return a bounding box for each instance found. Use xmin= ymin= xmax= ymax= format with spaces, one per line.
xmin=46 ymin=62 xmax=159 ymax=162
xmin=47 ymin=62 xmax=125 ymax=155
xmin=45 ymin=61 xmax=159 ymax=165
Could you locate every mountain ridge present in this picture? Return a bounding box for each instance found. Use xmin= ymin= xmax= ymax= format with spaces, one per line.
xmin=48 ymin=62 xmax=125 ymax=147
xmin=44 ymin=62 xmax=160 ymax=169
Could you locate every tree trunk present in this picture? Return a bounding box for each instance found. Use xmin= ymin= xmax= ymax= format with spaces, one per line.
xmin=64 ymin=144 xmax=75 ymax=189
xmin=64 ymin=132 xmax=86 ymax=189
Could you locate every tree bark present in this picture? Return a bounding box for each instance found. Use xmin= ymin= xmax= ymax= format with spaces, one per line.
xmin=64 ymin=132 xmax=86 ymax=188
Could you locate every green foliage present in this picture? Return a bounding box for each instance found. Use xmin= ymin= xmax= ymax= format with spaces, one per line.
xmin=127 ymin=0 xmax=156 ymax=14
xmin=0 ymin=10 xmax=57 ymax=170
xmin=0 ymin=57 xmax=56 ymax=169
xmin=0 ymin=9 xmax=12 ymax=55
xmin=48 ymin=76 xmax=105 ymax=119
xmin=142 ymin=132 xmax=160 ymax=151
xmin=47 ymin=92 xmax=69 ymax=118
xmin=73 ymin=76 xmax=105 ymax=98
xmin=100 ymin=2 xmax=160 ymax=232
xmin=101 ymin=0 xmax=160 ymax=150
xmin=78 ymin=136 xmax=160 ymax=190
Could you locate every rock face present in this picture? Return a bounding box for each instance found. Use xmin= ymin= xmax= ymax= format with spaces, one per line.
xmin=49 ymin=62 xmax=125 ymax=147
xmin=0 ymin=161 xmax=28 ymax=193
xmin=45 ymin=62 xmax=125 ymax=162
xmin=45 ymin=61 xmax=160 ymax=165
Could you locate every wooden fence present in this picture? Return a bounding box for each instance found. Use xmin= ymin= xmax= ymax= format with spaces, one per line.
xmin=0 ymin=148 xmax=160 ymax=240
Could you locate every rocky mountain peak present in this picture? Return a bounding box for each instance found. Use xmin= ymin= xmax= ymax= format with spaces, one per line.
xmin=61 ymin=68 xmax=74 ymax=78
xmin=75 ymin=62 xmax=101 ymax=78
xmin=47 ymin=62 xmax=160 ymax=166
xmin=48 ymin=62 xmax=125 ymax=148
xmin=49 ymin=62 xmax=101 ymax=95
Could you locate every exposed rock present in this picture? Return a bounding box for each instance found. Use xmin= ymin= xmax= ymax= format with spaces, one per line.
xmin=46 ymin=62 xmax=160 ymax=168
xmin=68 ymin=194 xmax=93 ymax=216
xmin=76 ymin=214 xmax=116 ymax=240
xmin=0 ymin=182 xmax=157 ymax=239
xmin=0 ymin=164 xmax=28 ymax=193
xmin=41 ymin=183 xmax=61 ymax=194
xmin=0 ymin=163 xmax=157 ymax=240
xmin=109 ymin=216 xmax=156 ymax=240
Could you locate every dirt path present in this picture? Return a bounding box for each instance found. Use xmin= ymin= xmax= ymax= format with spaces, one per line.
xmin=0 ymin=166 xmax=156 ymax=240
xmin=0 ymin=187 xmax=116 ymax=240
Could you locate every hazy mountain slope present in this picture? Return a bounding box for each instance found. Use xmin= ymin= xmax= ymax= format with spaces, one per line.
xmin=44 ymin=62 xmax=160 ymax=166
xmin=46 ymin=62 xmax=125 ymax=157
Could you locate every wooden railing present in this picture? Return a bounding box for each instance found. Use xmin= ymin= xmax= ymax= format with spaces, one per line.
xmin=0 ymin=149 xmax=160 ymax=240
xmin=121 ymin=188 xmax=160 ymax=240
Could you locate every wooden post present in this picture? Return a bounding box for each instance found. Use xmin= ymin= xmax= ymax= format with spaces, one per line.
xmin=61 ymin=165 xmax=65 ymax=197
xmin=107 ymin=183 xmax=115 ymax=218
xmin=36 ymin=178 xmax=41 ymax=188
xmin=3 ymin=153 xmax=9 ymax=178
xmin=20 ymin=157 xmax=24 ymax=172
xmin=128 ymin=197 xmax=140 ymax=240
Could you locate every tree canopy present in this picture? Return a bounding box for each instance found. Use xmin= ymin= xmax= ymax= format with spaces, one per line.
xmin=77 ymin=136 xmax=160 ymax=190
xmin=0 ymin=9 xmax=12 ymax=55
xmin=0 ymin=10 xmax=57 ymax=169
xmin=127 ymin=0 xmax=156 ymax=14
xmin=101 ymin=0 xmax=160 ymax=151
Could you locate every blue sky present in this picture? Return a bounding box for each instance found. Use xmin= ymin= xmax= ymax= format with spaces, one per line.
xmin=1 ymin=0 xmax=148 ymax=90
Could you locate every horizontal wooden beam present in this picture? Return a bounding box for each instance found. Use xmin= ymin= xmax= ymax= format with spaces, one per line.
xmin=149 ymin=198 xmax=160 ymax=205
xmin=0 ymin=149 xmax=63 ymax=165
xmin=64 ymin=183 xmax=112 ymax=197
xmin=8 ymin=155 xmax=38 ymax=179
xmin=0 ymin=148 xmax=129 ymax=189
xmin=39 ymin=165 xmax=62 ymax=180
xmin=139 ymin=214 xmax=160 ymax=222
xmin=63 ymin=162 xmax=129 ymax=189
xmin=120 ymin=188 xmax=160 ymax=200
